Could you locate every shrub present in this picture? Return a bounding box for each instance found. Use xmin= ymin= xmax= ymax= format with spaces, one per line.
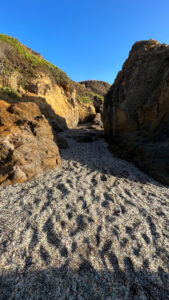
xmin=83 ymin=96 xmax=91 ymax=103
xmin=94 ymin=94 xmax=104 ymax=102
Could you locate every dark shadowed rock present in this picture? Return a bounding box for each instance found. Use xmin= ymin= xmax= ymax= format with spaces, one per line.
xmin=55 ymin=135 xmax=69 ymax=150
xmin=90 ymin=113 xmax=103 ymax=129
xmin=104 ymin=39 xmax=169 ymax=185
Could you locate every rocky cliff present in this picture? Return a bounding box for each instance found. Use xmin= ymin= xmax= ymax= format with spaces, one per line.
xmin=79 ymin=80 xmax=110 ymax=96
xmin=104 ymin=39 xmax=169 ymax=185
xmin=0 ymin=34 xmax=100 ymax=130
xmin=0 ymin=34 xmax=109 ymax=185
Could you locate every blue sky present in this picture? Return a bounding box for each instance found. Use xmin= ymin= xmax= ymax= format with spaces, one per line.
xmin=1 ymin=0 xmax=169 ymax=84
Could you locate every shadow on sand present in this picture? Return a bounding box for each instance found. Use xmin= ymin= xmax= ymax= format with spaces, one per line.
xmin=0 ymin=260 xmax=169 ymax=299
xmin=59 ymin=126 xmax=166 ymax=188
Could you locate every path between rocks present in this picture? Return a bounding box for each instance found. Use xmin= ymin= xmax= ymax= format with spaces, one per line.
xmin=0 ymin=124 xmax=169 ymax=299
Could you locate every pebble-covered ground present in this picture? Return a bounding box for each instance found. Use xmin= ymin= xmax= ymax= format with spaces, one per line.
xmin=0 ymin=125 xmax=169 ymax=299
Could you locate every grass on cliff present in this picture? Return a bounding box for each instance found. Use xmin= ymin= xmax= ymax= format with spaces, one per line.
xmin=0 ymin=86 xmax=19 ymax=99
xmin=91 ymin=93 xmax=104 ymax=102
xmin=77 ymin=90 xmax=104 ymax=105
xmin=0 ymin=34 xmax=105 ymax=102
xmin=78 ymin=95 xmax=92 ymax=104
xmin=0 ymin=34 xmax=71 ymax=88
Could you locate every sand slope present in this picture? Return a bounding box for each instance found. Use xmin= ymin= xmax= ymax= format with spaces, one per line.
xmin=0 ymin=125 xmax=169 ymax=299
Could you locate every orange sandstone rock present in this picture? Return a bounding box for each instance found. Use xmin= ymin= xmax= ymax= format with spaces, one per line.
xmin=0 ymin=100 xmax=60 ymax=185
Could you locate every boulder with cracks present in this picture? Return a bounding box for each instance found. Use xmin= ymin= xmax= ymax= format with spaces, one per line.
xmin=0 ymin=100 xmax=60 ymax=185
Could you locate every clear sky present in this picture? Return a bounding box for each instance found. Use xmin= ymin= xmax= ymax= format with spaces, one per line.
xmin=1 ymin=0 xmax=169 ymax=84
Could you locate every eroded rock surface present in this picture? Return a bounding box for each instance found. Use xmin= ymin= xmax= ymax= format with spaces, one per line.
xmin=78 ymin=101 xmax=96 ymax=123
xmin=21 ymin=75 xmax=80 ymax=130
xmin=104 ymin=39 xmax=169 ymax=185
xmin=90 ymin=113 xmax=103 ymax=129
xmin=0 ymin=100 xmax=60 ymax=185
xmin=0 ymin=34 xmax=98 ymax=130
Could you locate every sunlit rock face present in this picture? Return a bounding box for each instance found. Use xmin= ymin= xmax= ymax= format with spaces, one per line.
xmin=0 ymin=101 xmax=60 ymax=185
xmin=104 ymin=39 xmax=169 ymax=185
xmin=0 ymin=34 xmax=98 ymax=131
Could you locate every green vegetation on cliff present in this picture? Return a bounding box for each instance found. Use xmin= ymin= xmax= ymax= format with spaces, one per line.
xmin=77 ymin=95 xmax=91 ymax=104
xmin=0 ymin=34 xmax=71 ymax=88
xmin=0 ymin=34 xmax=109 ymax=106
xmin=0 ymin=86 xmax=19 ymax=99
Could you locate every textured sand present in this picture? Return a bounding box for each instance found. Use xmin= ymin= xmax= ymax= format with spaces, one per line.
xmin=0 ymin=125 xmax=169 ymax=299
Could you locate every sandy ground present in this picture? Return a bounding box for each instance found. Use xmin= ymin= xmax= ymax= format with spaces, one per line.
xmin=0 ymin=125 xmax=169 ymax=299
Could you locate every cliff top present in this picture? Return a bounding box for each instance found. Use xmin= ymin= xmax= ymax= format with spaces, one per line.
xmin=0 ymin=34 xmax=110 ymax=104
xmin=0 ymin=33 xmax=71 ymax=88
xmin=79 ymin=80 xmax=110 ymax=96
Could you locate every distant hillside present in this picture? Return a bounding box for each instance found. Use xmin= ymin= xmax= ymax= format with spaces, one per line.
xmin=79 ymin=80 xmax=111 ymax=96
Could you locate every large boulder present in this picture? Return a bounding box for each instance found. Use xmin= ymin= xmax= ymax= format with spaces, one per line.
xmin=78 ymin=102 xmax=96 ymax=123
xmin=90 ymin=113 xmax=103 ymax=129
xmin=104 ymin=39 xmax=169 ymax=185
xmin=0 ymin=100 xmax=60 ymax=185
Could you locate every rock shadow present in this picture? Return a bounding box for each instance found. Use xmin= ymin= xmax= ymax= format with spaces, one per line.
xmin=60 ymin=126 xmax=166 ymax=187
xmin=22 ymin=95 xmax=68 ymax=134
xmin=0 ymin=262 xmax=169 ymax=299
xmin=0 ymin=93 xmax=68 ymax=136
